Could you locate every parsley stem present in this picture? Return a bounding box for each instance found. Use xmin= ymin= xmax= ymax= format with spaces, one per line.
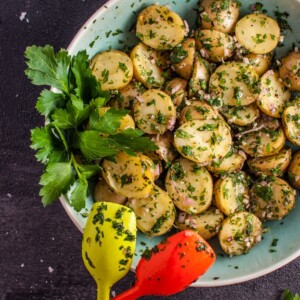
xmin=70 ymin=152 xmax=82 ymax=178
xmin=52 ymin=124 xmax=69 ymax=152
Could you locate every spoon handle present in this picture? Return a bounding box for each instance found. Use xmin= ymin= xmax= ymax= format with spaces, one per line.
xmin=97 ymin=283 xmax=111 ymax=300
xmin=113 ymin=285 xmax=144 ymax=300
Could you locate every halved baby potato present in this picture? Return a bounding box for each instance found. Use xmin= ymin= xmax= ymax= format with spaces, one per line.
xmin=94 ymin=177 xmax=127 ymax=205
xmin=179 ymin=100 xmax=220 ymax=125
xmin=164 ymin=78 xmax=188 ymax=109
xmin=247 ymin=147 xmax=292 ymax=177
xmin=136 ymin=5 xmax=186 ymax=50
xmin=102 ymin=151 xmax=154 ymax=198
xmin=239 ymin=126 xmax=286 ymax=157
xmin=174 ymin=119 xmax=232 ymax=164
xmin=209 ymin=62 xmax=260 ymax=107
xmin=109 ymin=81 xmax=146 ymax=110
xmin=171 ymin=38 xmax=196 ymax=80
xmin=220 ymin=103 xmax=260 ymax=126
xmin=282 ymin=99 xmax=300 ymax=146
xmin=128 ymin=185 xmax=176 ymax=237
xmin=176 ymin=207 xmax=225 ymax=240
xmin=243 ymin=53 xmax=272 ymax=76
xmin=130 ymin=42 xmax=170 ymax=88
xmin=214 ymin=172 xmax=250 ymax=216
xmin=165 ymin=157 xmax=213 ymax=214
xmin=199 ymin=0 xmax=240 ymax=34
xmin=189 ymin=53 xmax=211 ymax=97
xmin=235 ymin=13 xmax=280 ymax=54
xmin=219 ymin=212 xmax=262 ymax=256
xmin=195 ymin=29 xmax=235 ymax=62
xmin=149 ymin=131 xmax=178 ymax=164
xmin=288 ymin=151 xmax=300 ymax=189
xmin=90 ymin=50 xmax=133 ymax=90
xmin=133 ymin=89 xmax=176 ymax=134
xmin=250 ymin=177 xmax=296 ymax=221
xmin=207 ymin=148 xmax=246 ymax=175
xmin=257 ymin=70 xmax=291 ymax=118
xmin=279 ymin=51 xmax=300 ymax=92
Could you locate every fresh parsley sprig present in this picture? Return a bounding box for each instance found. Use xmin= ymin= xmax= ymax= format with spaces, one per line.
xmin=25 ymin=45 xmax=157 ymax=211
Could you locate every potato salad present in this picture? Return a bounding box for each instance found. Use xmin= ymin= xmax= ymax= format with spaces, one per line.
xmin=90 ymin=0 xmax=300 ymax=256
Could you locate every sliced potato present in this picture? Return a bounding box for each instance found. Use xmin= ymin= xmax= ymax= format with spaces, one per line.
xmin=214 ymin=172 xmax=250 ymax=216
xmin=164 ymin=78 xmax=187 ymax=109
xmin=140 ymin=154 xmax=160 ymax=181
xmin=235 ymin=13 xmax=280 ymax=54
xmin=102 ymin=151 xmax=153 ymax=198
xmin=171 ymin=38 xmax=196 ymax=80
xmin=209 ymin=62 xmax=260 ymax=107
xmin=220 ymin=103 xmax=260 ymax=126
xmin=179 ymin=100 xmax=220 ymax=125
xmin=195 ymin=29 xmax=235 ymax=62
xmin=150 ymin=131 xmax=178 ymax=163
xmin=219 ymin=212 xmax=262 ymax=256
xmin=133 ymin=89 xmax=176 ymax=134
xmin=238 ymin=126 xmax=286 ymax=157
xmin=279 ymin=51 xmax=300 ymax=92
xmin=207 ymin=148 xmax=246 ymax=175
xmin=199 ymin=0 xmax=240 ymax=33
xmin=176 ymin=207 xmax=225 ymax=240
xmin=250 ymin=177 xmax=296 ymax=221
xmin=128 ymin=185 xmax=175 ymax=237
xmin=130 ymin=43 xmax=170 ymax=88
xmin=189 ymin=53 xmax=211 ymax=97
xmin=257 ymin=70 xmax=291 ymax=118
xmin=282 ymin=100 xmax=300 ymax=146
xmin=174 ymin=119 xmax=232 ymax=164
xmin=288 ymin=151 xmax=300 ymax=189
xmin=94 ymin=178 xmax=127 ymax=204
xmin=243 ymin=53 xmax=272 ymax=76
xmin=90 ymin=50 xmax=133 ymax=90
xmin=165 ymin=157 xmax=213 ymax=214
xmin=136 ymin=5 xmax=186 ymax=50
xmin=109 ymin=81 xmax=146 ymax=109
xmin=247 ymin=147 xmax=292 ymax=177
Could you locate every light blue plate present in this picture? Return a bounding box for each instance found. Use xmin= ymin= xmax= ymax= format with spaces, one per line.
xmin=60 ymin=0 xmax=300 ymax=287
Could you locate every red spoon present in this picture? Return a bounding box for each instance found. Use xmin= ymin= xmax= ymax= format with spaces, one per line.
xmin=113 ymin=230 xmax=215 ymax=300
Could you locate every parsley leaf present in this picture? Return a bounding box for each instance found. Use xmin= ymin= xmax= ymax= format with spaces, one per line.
xmin=110 ymin=128 xmax=159 ymax=155
xmin=36 ymin=90 xmax=66 ymax=117
xmin=25 ymin=45 xmax=70 ymax=94
xmin=39 ymin=162 xmax=74 ymax=206
xmin=283 ymin=289 xmax=300 ymax=300
xmin=78 ymin=131 xmax=119 ymax=160
xmin=69 ymin=177 xmax=88 ymax=212
xmin=30 ymin=126 xmax=55 ymax=163
xmin=89 ymin=107 xmax=129 ymax=134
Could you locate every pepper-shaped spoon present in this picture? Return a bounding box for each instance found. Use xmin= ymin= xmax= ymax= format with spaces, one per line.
xmin=82 ymin=202 xmax=136 ymax=300
xmin=113 ymin=230 xmax=216 ymax=300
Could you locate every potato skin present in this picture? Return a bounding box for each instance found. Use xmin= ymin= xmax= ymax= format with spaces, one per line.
xmin=288 ymin=151 xmax=300 ymax=189
xmin=279 ymin=51 xmax=300 ymax=92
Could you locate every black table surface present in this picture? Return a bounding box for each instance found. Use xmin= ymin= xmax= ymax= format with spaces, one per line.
xmin=1 ymin=1 xmax=300 ymax=299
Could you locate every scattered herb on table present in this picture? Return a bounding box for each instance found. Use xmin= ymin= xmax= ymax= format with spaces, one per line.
xmin=25 ymin=45 xmax=157 ymax=211
xmin=282 ymin=289 xmax=300 ymax=300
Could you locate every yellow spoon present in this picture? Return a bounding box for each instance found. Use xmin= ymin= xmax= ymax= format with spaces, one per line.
xmin=82 ymin=202 xmax=136 ymax=300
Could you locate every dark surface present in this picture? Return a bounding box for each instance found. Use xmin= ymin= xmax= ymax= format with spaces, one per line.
xmin=0 ymin=0 xmax=300 ymax=299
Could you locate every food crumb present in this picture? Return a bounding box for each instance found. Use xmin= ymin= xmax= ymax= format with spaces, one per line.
xmin=19 ymin=12 xmax=27 ymax=21
xmin=21 ymin=263 xmax=25 ymax=268
xmin=7 ymin=193 xmax=12 ymax=198
xmin=111 ymin=291 xmax=116 ymax=297
xmin=40 ymin=259 xmax=44 ymax=263
xmin=48 ymin=266 xmax=54 ymax=273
